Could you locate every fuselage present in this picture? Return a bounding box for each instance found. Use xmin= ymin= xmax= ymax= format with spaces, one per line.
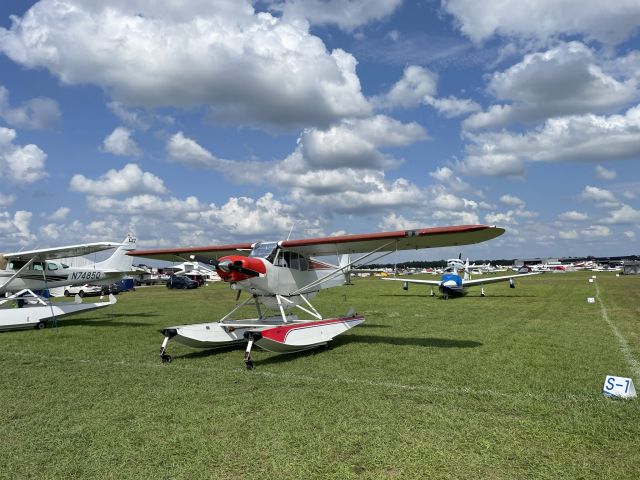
xmin=438 ymin=273 xmax=466 ymax=297
xmin=215 ymin=242 xmax=346 ymax=310
xmin=0 ymin=259 xmax=120 ymax=293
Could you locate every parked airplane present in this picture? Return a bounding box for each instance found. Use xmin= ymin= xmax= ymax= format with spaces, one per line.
xmin=383 ymin=257 xmax=540 ymax=299
xmin=129 ymin=224 xmax=505 ymax=368
xmin=0 ymin=235 xmax=135 ymax=330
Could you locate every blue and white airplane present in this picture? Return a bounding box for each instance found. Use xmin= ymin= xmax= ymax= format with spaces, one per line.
xmin=383 ymin=257 xmax=540 ymax=299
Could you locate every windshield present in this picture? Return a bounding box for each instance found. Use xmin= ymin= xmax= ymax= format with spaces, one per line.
xmin=249 ymin=242 xmax=278 ymax=260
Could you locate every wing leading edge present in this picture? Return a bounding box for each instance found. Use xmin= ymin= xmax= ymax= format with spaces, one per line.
xmin=3 ymin=242 xmax=124 ymax=262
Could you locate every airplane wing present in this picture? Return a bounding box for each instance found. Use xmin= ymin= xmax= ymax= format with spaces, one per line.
xmin=128 ymin=225 xmax=504 ymax=262
xmin=127 ymin=243 xmax=254 ymax=262
xmin=282 ymin=225 xmax=504 ymax=257
xmin=381 ymin=277 xmax=442 ymax=286
xmin=462 ymin=272 xmax=541 ymax=287
xmin=3 ymin=242 xmax=124 ymax=262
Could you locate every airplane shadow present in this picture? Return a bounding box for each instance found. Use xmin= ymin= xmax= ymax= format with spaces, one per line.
xmin=55 ymin=312 xmax=159 ymax=328
xmin=332 ymin=334 xmax=482 ymax=349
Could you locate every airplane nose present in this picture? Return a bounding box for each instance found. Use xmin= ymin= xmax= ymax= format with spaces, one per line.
xmin=218 ymin=260 xmax=231 ymax=273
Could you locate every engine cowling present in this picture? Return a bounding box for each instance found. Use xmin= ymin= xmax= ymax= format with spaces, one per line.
xmin=216 ymin=255 xmax=266 ymax=283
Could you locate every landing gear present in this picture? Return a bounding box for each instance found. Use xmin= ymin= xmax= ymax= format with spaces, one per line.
xmin=159 ymin=330 xmax=177 ymax=364
xmin=35 ymin=321 xmax=46 ymax=330
xmin=243 ymin=334 xmax=257 ymax=370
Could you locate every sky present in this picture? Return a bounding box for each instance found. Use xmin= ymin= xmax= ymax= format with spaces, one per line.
xmin=0 ymin=0 xmax=639 ymax=261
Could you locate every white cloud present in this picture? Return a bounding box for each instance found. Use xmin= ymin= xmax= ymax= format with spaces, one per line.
xmin=442 ymin=0 xmax=640 ymax=45
xmin=0 ymin=85 xmax=61 ymax=130
xmin=558 ymin=211 xmax=588 ymax=221
xmin=69 ymin=163 xmax=167 ymax=196
xmin=595 ymin=165 xmax=617 ymax=180
xmin=601 ymin=204 xmax=640 ymax=224
xmin=0 ymin=210 xmax=35 ymax=245
xmin=102 ymin=127 xmax=142 ymax=157
xmin=0 ymin=0 xmax=370 ymax=130
xmin=0 ymin=127 xmax=47 ymax=183
xmin=559 ymin=230 xmax=578 ymax=240
xmin=624 ymin=231 xmax=636 ymax=239
xmin=582 ymin=225 xmax=611 ymax=238
xmin=0 ymin=193 xmax=16 ymax=207
xmin=270 ymin=0 xmax=402 ymax=32
xmin=377 ymin=213 xmax=425 ymax=231
xmin=300 ymin=115 xmax=426 ymax=169
xmin=373 ymin=65 xmax=437 ymax=109
xmin=106 ymin=102 xmax=150 ymax=130
xmin=166 ymin=132 xmax=230 ymax=169
xmin=373 ymin=65 xmax=480 ymax=117
xmin=500 ymin=194 xmax=524 ymax=207
xmin=44 ymin=207 xmax=71 ymax=221
xmin=458 ymin=105 xmax=640 ymax=177
xmin=429 ymin=166 xmax=471 ymax=193
xmin=463 ymin=42 xmax=639 ymax=130
xmin=581 ymin=186 xmax=616 ymax=204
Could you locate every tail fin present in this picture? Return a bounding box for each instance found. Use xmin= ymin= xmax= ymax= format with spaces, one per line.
xmin=94 ymin=234 xmax=137 ymax=272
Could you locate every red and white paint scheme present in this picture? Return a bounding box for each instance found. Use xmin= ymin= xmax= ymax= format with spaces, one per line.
xmin=129 ymin=224 xmax=504 ymax=369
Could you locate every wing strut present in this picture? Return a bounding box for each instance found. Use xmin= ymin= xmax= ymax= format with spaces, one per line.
xmin=0 ymin=257 xmax=35 ymax=294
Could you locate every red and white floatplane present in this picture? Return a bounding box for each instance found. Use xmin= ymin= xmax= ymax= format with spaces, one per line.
xmin=129 ymin=224 xmax=504 ymax=369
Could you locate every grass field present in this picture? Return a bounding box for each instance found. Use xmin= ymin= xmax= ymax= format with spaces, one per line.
xmin=1 ymin=271 xmax=639 ymax=479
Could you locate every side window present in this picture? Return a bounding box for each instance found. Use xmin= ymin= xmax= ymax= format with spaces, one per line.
xmin=47 ymin=262 xmax=58 ymax=271
xmin=32 ymin=262 xmax=44 ymax=271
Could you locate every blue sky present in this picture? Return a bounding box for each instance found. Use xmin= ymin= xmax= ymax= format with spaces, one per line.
xmin=0 ymin=0 xmax=639 ymax=260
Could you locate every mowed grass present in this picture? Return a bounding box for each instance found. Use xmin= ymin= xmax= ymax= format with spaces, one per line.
xmin=1 ymin=271 xmax=639 ymax=479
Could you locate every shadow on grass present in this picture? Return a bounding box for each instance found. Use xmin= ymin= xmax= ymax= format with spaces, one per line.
xmin=379 ymin=293 xmax=536 ymax=299
xmin=334 ymin=334 xmax=482 ymax=349
xmin=57 ymin=312 xmax=159 ymax=328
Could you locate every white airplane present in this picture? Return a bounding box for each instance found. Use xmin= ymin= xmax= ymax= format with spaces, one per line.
xmin=383 ymin=257 xmax=540 ymax=299
xmin=0 ymin=235 xmax=136 ymax=330
xmin=129 ymin=224 xmax=505 ymax=369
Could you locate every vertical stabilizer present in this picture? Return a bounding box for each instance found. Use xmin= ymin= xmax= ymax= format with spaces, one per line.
xmin=94 ymin=234 xmax=137 ymax=272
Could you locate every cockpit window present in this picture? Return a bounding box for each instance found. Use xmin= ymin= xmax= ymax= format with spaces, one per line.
xmin=47 ymin=262 xmax=58 ymax=271
xmin=249 ymin=242 xmax=278 ymax=262
xmin=61 ymin=263 xmax=70 ymax=269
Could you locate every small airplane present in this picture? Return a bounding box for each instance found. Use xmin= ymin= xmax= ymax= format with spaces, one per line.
xmin=129 ymin=224 xmax=505 ymax=369
xmin=0 ymin=235 xmax=136 ymax=330
xmin=383 ymin=256 xmax=540 ymax=299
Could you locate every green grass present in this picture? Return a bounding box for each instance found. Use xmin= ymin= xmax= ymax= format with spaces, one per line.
xmin=1 ymin=271 xmax=639 ymax=479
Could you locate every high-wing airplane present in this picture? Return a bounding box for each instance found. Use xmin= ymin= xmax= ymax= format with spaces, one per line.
xmin=383 ymin=257 xmax=540 ymax=299
xmin=129 ymin=225 xmax=504 ymax=369
xmin=0 ymin=235 xmax=136 ymax=330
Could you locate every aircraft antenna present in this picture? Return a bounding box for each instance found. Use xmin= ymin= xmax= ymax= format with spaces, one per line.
xmin=286 ymin=221 xmax=297 ymax=241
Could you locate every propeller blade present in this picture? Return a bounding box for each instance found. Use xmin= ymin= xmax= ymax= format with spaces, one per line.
xmin=192 ymin=255 xmax=219 ymax=268
xmin=228 ymin=264 xmax=261 ymax=277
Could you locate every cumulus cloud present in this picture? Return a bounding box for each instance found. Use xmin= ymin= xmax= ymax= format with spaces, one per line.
xmin=595 ymin=165 xmax=617 ymax=180
xmin=582 ymin=225 xmax=610 ymax=238
xmin=0 ymin=210 xmax=35 ymax=245
xmin=601 ymin=204 xmax=640 ymax=224
xmin=45 ymin=207 xmax=71 ymax=221
xmin=0 ymin=193 xmax=16 ymax=207
xmin=500 ymin=194 xmax=524 ymax=207
xmin=69 ymin=163 xmax=167 ymax=196
xmin=581 ymin=186 xmax=617 ymax=204
xmin=102 ymin=127 xmax=142 ymax=157
xmin=429 ymin=166 xmax=472 ymax=193
xmin=559 ymin=230 xmax=578 ymax=240
xmin=0 ymin=127 xmax=47 ymax=183
xmin=464 ymin=42 xmax=639 ymax=130
xmin=458 ymin=105 xmax=640 ymax=177
xmin=624 ymin=231 xmax=636 ymax=239
xmin=442 ymin=0 xmax=640 ymax=45
xmin=0 ymin=0 xmax=370 ymax=130
xmin=558 ymin=210 xmax=589 ymax=221
xmin=0 ymin=85 xmax=61 ymax=130
xmin=373 ymin=65 xmax=479 ymax=117
xmin=270 ymin=0 xmax=402 ymax=31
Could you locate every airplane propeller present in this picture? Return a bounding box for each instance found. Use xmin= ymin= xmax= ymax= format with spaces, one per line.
xmin=191 ymin=255 xmax=262 ymax=278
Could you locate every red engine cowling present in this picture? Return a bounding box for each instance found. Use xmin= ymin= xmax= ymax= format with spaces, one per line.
xmin=216 ymin=255 xmax=266 ymax=283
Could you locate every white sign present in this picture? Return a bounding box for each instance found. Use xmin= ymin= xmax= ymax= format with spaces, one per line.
xmin=589 ymin=279 xmax=594 ymax=283
xmin=592 ymin=275 xmax=597 ymax=279
xmin=587 ymin=297 xmax=595 ymax=303
xmin=603 ymin=375 xmax=637 ymax=399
